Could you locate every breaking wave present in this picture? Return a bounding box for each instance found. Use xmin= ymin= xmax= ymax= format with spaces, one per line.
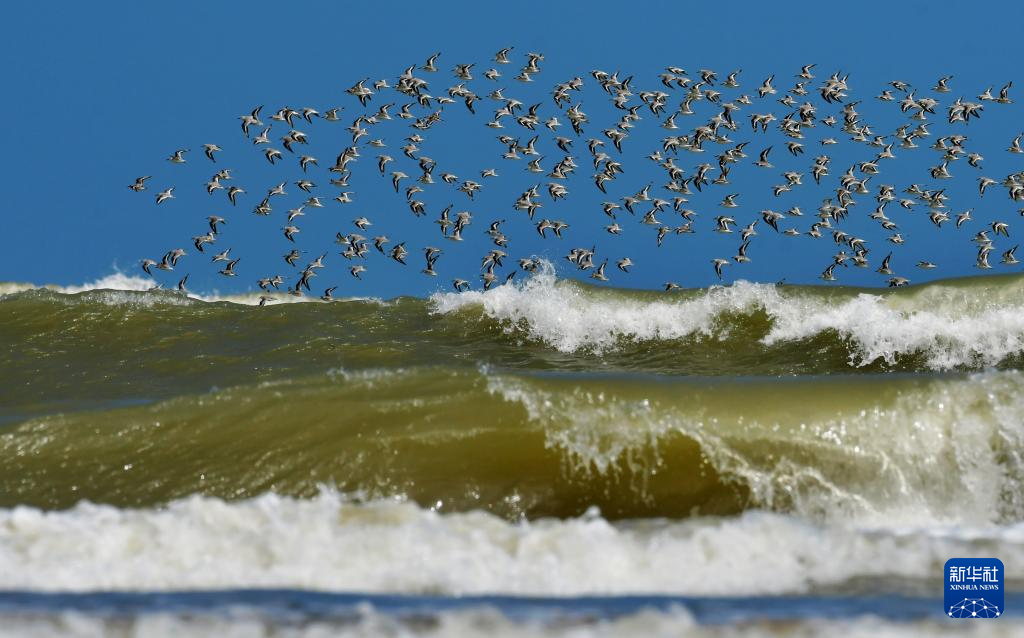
xmin=433 ymin=263 xmax=1024 ymax=370
xmin=1 ymin=493 xmax=1021 ymax=596
xmin=3 ymin=367 xmax=1022 ymax=528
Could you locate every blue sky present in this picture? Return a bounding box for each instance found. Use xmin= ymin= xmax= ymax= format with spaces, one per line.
xmin=2 ymin=0 xmax=1023 ymax=298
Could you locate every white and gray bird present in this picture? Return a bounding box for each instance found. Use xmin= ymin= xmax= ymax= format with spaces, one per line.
xmin=155 ymin=187 xmax=174 ymax=205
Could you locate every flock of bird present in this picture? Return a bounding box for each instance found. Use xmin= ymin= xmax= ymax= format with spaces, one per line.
xmin=129 ymin=50 xmax=1024 ymax=303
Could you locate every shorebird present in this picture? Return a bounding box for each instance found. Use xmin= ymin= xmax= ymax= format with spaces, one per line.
xmin=877 ymin=253 xmax=894 ymax=275
xmin=733 ymin=241 xmax=751 ymax=263
xmin=390 ymin=243 xmax=408 ymax=264
xmin=715 ymin=216 xmax=736 ymax=233
xmin=240 ymin=105 xmax=263 ymax=136
xmin=128 ymin=52 xmax=1024 ymax=296
xmin=155 ymin=187 xmax=174 ymax=205
xmin=219 ymin=258 xmax=240 ymax=277
xmin=227 ymin=186 xmax=244 ymax=205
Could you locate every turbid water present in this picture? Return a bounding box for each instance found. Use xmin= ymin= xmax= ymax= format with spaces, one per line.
xmin=2 ymin=267 xmax=1022 ymax=635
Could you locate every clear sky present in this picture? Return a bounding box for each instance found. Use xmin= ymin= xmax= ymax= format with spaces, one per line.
xmin=2 ymin=0 xmax=1023 ymax=298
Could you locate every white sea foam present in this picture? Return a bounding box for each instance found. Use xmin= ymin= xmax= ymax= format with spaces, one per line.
xmin=0 ymin=271 xmax=383 ymax=307
xmin=761 ymin=289 xmax=1024 ymax=369
xmin=432 ymin=263 xmax=1024 ymax=369
xmin=432 ymin=262 xmax=759 ymax=352
xmin=487 ymin=369 xmax=1024 ymax=528
xmin=2 ymin=607 xmax=1019 ymax=638
xmin=53 ymin=272 xmax=158 ymax=294
xmin=0 ymin=272 xmax=155 ymax=298
xmin=0 ymin=492 xmax=1021 ymax=595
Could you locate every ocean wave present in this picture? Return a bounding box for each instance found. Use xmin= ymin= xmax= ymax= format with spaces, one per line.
xmin=2 ymin=604 xmax=1019 ymax=638
xmin=489 ymin=368 xmax=1024 ymax=528
xmin=1 ymin=493 xmax=1021 ymax=596
xmin=0 ymin=272 xmax=156 ymax=297
xmin=3 ymin=368 xmax=1022 ymax=528
xmin=433 ymin=263 xmax=1024 ymax=370
xmin=5 ymin=267 xmax=1024 ymax=372
xmin=0 ymin=271 xmax=381 ymax=307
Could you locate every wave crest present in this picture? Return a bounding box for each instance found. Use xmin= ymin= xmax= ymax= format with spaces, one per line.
xmin=433 ymin=264 xmax=1024 ymax=369
xmin=1 ymin=493 xmax=1020 ymax=596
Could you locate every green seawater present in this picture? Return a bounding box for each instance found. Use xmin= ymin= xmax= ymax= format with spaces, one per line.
xmin=2 ymin=272 xmax=1023 ymax=522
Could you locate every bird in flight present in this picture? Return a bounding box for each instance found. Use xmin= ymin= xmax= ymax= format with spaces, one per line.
xmin=129 ymin=51 xmax=1022 ymax=299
